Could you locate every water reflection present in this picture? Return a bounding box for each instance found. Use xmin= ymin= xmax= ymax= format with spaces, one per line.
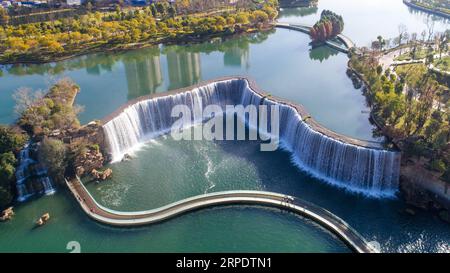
xmin=279 ymin=3 xmax=318 ymax=17
xmin=406 ymin=7 xmax=449 ymax=24
xmin=309 ymin=46 xmax=339 ymax=62
xmin=223 ymin=41 xmax=250 ymax=69
xmin=0 ymin=31 xmax=270 ymax=93
xmin=0 ymin=28 xmax=376 ymax=141
xmin=167 ymin=51 xmax=201 ymax=90
xmin=123 ymin=48 xmax=163 ymax=99
xmin=3 ymin=53 xmax=120 ymax=76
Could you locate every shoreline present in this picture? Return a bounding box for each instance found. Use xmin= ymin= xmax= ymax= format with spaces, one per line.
xmin=0 ymin=26 xmax=274 ymax=66
xmin=403 ymin=0 xmax=450 ymax=19
xmin=346 ymin=53 xmax=450 ymax=221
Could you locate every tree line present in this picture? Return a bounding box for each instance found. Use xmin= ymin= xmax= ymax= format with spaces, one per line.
xmin=350 ymin=51 xmax=450 ymax=183
xmin=0 ymin=126 xmax=28 ymax=208
xmin=0 ymin=1 xmax=278 ymax=63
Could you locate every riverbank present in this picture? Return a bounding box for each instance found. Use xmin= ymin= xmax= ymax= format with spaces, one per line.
xmin=403 ymin=0 xmax=450 ymax=19
xmin=0 ymin=4 xmax=278 ymax=65
xmin=347 ymin=52 xmax=450 ymax=223
xmin=0 ymin=25 xmax=274 ymax=66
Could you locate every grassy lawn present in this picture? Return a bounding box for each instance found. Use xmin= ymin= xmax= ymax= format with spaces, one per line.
xmin=394 ymin=48 xmax=432 ymax=61
xmin=433 ymin=55 xmax=450 ymax=71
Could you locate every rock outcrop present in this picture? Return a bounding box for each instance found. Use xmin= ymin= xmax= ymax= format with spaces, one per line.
xmin=74 ymin=148 xmax=105 ymax=177
xmin=0 ymin=207 xmax=14 ymax=222
xmin=91 ymin=168 xmax=113 ymax=181
xmin=63 ymin=121 xmax=109 ymax=177
xmin=400 ymin=162 xmax=450 ymax=224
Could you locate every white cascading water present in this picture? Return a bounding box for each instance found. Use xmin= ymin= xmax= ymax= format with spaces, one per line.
xmin=15 ymin=143 xmax=56 ymax=202
xmin=103 ymin=79 xmax=401 ymax=197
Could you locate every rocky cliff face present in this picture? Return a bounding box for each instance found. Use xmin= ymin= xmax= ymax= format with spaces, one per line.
xmin=400 ymin=163 xmax=450 ymax=223
xmin=74 ymin=148 xmax=105 ymax=177
xmin=59 ymin=121 xmax=109 ymax=177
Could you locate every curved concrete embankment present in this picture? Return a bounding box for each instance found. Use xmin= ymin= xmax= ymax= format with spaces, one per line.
xmin=66 ymin=177 xmax=377 ymax=253
xmin=101 ymin=76 xmax=385 ymax=150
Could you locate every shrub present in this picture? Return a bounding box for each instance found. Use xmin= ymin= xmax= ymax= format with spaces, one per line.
xmin=0 ymin=126 xmax=28 ymax=154
xmin=39 ymin=137 xmax=67 ymax=183
xmin=430 ymin=159 xmax=446 ymax=173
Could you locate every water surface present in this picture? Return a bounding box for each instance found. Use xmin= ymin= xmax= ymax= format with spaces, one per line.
xmin=1 ymin=0 xmax=449 ymax=253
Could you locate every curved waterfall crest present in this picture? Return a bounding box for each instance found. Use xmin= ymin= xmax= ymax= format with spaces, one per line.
xmin=102 ymin=77 xmax=401 ymax=197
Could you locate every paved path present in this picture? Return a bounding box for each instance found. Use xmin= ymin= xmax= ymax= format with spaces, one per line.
xmin=379 ymin=47 xmax=411 ymax=70
xmin=66 ymin=177 xmax=378 ymax=253
xmin=379 ymin=48 xmax=448 ymax=71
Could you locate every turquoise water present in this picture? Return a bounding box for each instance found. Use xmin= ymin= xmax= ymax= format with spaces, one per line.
xmin=0 ymin=29 xmax=375 ymax=141
xmin=86 ymin=128 xmax=450 ymax=253
xmin=280 ymin=0 xmax=449 ymax=46
xmin=0 ymin=190 xmax=349 ymax=252
xmin=0 ymin=0 xmax=449 ymax=253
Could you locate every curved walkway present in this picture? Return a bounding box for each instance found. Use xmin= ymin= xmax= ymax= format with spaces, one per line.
xmin=275 ymin=23 xmax=355 ymax=53
xmin=66 ymin=177 xmax=378 ymax=253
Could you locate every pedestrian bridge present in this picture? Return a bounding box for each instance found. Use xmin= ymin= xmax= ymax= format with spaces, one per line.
xmin=275 ymin=22 xmax=356 ymax=53
xmin=66 ymin=177 xmax=378 ymax=253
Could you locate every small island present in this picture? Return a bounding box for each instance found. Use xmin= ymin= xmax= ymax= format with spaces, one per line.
xmin=0 ymin=78 xmax=107 ymax=206
xmin=309 ymin=10 xmax=344 ymax=44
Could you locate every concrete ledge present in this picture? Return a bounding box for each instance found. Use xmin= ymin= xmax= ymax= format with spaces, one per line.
xmin=66 ymin=177 xmax=378 ymax=253
xmin=101 ymin=76 xmax=388 ymax=150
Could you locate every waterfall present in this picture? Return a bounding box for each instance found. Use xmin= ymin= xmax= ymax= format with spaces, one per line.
xmin=103 ymin=80 xmax=244 ymax=162
xmin=15 ymin=144 xmax=35 ymax=202
xmin=103 ymin=78 xmax=401 ymax=197
xmin=240 ymin=87 xmax=400 ymax=197
xmin=15 ymin=143 xmax=56 ymax=202
xmin=39 ymin=177 xmax=56 ymax=195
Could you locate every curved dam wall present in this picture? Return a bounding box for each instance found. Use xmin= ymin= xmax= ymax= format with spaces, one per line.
xmin=102 ymin=77 xmax=401 ymax=197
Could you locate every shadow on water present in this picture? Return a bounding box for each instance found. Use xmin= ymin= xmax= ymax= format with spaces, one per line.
xmin=309 ymin=46 xmax=340 ymax=63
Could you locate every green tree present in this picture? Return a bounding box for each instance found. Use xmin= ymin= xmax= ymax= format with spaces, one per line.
xmin=377 ymin=35 xmax=385 ymax=51
xmin=0 ymin=152 xmax=17 ymax=209
xmin=38 ymin=138 xmax=67 ymax=183
xmin=0 ymin=126 xmax=28 ymax=154
xmin=86 ymin=2 xmax=93 ymax=12
xmin=0 ymin=8 xmax=9 ymax=25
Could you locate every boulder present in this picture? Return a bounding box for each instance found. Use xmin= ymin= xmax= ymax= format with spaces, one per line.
xmin=91 ymin=168 xmax=113 ymax=181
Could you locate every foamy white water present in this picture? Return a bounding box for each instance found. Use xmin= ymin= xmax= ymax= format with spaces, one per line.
xmin=103 ymin=79 xmax=400 ymax=197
